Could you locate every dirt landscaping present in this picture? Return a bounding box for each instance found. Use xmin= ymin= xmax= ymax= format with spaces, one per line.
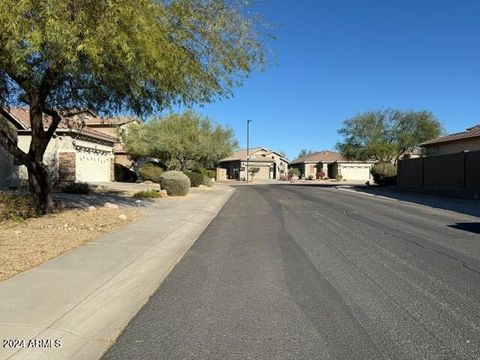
xmin=0 ymin=206 xmax=146 ymax=282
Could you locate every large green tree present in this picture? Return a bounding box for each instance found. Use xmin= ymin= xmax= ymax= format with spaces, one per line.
xmin=123 ymin=110 xmax=238 ymax=170
xmin=336 ymin=109 xmax=442 ymax=163
xmin=0 ymin=0 xmax=267 ymax=213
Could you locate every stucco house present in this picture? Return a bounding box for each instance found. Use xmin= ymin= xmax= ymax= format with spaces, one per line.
xmin=219 ymin=147 xmax=289 ymax=180
xmin=0 ymin=107 xmax=117 ymax=187
xmin=81 ymin=116 xmax=140 ymax=167
xmin=290 ymin=150 xmax=376 ymax=181
xmin=420 ymin=124 xmax=480 ymax=156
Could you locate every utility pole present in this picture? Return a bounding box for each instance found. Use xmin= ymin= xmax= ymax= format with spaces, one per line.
xmin=246 ymin=120 xmax=252 ymax=183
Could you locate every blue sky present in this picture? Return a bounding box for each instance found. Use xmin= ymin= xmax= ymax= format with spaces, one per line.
xmin=189 ymin=0 xmax=480 ymax=160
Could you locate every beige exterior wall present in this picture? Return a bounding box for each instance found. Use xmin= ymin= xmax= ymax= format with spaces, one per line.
xmin=216 ymin=168 xmax=227 ymax=181
xmin=425 ymin=138 xmax=480 ymax=156
xmin=17 ymin=135 xmax=114 ymax=184
xmin=292 ymin=161 xmax=374 ymax=181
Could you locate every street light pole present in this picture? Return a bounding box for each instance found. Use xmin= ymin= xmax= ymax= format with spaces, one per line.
xmin=246 ymin=120 xmax=252 ymax=183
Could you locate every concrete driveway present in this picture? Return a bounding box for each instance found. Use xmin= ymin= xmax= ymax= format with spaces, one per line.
xmin=104 ymin=184 xmax=480 ymax=360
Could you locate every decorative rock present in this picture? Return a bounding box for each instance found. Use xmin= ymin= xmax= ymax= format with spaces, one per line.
xmin=87 ymin=206 xmax=96 ymax=211
xmin=118 ymin=214 xmax=128 ymax=221
xmin=104 ymin=202 xmax=119 ymax=209
xmin=14 ymin=231 xmax=21 ymax=235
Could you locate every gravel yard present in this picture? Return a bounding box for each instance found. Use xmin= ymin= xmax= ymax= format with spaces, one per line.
xmin=0 ymin=207 xmax=146 ymax=282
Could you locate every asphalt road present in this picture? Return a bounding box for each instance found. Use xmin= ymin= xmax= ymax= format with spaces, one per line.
xmin=103 ymin=185 xmax=480 ymax=360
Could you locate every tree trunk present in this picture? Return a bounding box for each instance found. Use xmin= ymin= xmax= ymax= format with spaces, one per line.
xmin=27 ymin=159 xmax=54 ymax=214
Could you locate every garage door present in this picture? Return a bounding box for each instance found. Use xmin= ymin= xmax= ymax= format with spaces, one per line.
xmin=76 ymin=149 xmax=111 ymax=182
xmin=253 ymin=165 xmax=271 ymax=180
xmin=340 ymin=165 xmax=371 ymax=181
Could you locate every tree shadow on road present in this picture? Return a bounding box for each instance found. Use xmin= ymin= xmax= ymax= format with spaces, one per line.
xmin=348 ymin=186 xmax=480 ymax=218
xmin=447 ymin=223 xmax=480 ymax=235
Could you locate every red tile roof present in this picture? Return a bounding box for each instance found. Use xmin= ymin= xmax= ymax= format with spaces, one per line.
xmin=5 ymin=108 xmax=118 ymax=143
xmin=290 ymin=151 xmax=345 ymax=164
xmin=82 ymin=117 xmax=138 ymax=126
xmin=420 ymin=124 xmax=480 ymax=146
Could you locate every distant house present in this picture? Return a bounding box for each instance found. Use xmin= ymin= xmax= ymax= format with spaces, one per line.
xmin=420 ymin=124 xmax=480 ymax=156
xmin=289 ymin=150 xmax=376 ymax=181
xmin=218 ymin=147 xmax=289 ymax=180
xmin=0 ymin=107 xmax=118 ymax=186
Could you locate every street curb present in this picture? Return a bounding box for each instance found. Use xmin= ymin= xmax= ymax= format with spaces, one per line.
xmin=0 ymin=186 xmax=235 ymax=360
xmin=335 ymin=186 xmax=479 ymax=220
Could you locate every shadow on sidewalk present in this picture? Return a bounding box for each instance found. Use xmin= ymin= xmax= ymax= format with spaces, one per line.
xmin=350 ymin=186 xmax=480 ymax=218
xmin=54 ymin=193 xmax=157 ymax=209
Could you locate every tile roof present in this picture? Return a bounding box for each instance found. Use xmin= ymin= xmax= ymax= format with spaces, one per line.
xmin=4 ymin=107 xmax=118 ymax=143
xmin=420 ymin=124 xmax=480 ymax=146
xmin=290 ymin=151 xmax=345 ymax=164
xmin=220 ymin=148 xmax=274 ymax=162
xmin=82 ymin=117 xmax=138 ymax=126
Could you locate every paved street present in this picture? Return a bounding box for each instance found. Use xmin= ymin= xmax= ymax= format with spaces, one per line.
xmin=103 ymin=185 xmax=480 ymax=360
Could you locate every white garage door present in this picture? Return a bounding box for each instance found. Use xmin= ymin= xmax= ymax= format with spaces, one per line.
xmin=340 ymin=165 xmax=371 ymax=181
xmin=76 ymin=149 xmax=111 ymax=182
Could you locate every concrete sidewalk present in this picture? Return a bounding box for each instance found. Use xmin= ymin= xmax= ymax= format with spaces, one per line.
xmin=0 ymin=185 xmax=235 ymax=360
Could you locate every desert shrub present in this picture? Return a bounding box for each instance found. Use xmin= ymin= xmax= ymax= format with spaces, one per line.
xmin=160 ymin=171 xmax=190 ymax=196
xmin=62 ymin=182 xmax=91 ymax=194
xmin=203 ymin=175 xmax=214 ymax=187
xmin=288 ymin=168 xmax=300 ymax=178
xmin=133 ymin=190 xmax=162 ymax=198
xmin=184 ymin=171 xmax=204 ymax=187
xmin=115 ymin=163 xmax=138 ymax=183
xmin=316 ymin=171 xmax=326 ymax=179
xmin=194 ymin=168 xmax=216 ymax=180
xmin=307 ymin=175 xmax=314 ymax=180
xmin=0 ymin=193 xmax=38 ymax=221
xmin=336 ymin=174 xmax=343 ymax=181
xmin=137 ymin=163 xmax=164 ymax=183
xmin=370 ymin=163 xmax=397 ymax=185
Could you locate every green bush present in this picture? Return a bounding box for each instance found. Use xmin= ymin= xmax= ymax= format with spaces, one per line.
xmin=115 ymin=163 xmax=138 ymax=183
xmin=370 ymin=163 xmax=397 ymax=185
xmin=160 ymin=171 xmax=190 ymax=196
xmin=0 ymin=193 xmax=38 ymax=221
xmin=184 ymin=171 xmax=204 ymax=187
xmin=62 ymin=182 xmax=91 ymax=194
xmin=133 ymin=190 xmax=162 ymax=198
xmin=288 ymin=168 xmax=300 ymax=178
xmin=193 ymin=167 xmax=216 ymax=180
xmin=307 ymin=175 xmax=314 ymax=180
xmin=203 ymin=175 xmax=214 ymax=187
xmin=203 ymin=169 xmax=216 ymax=180
xmin=137 ymin=163 xmax=164 ymax=183
xmin=336 ymin=174 xmax=343 ymax=181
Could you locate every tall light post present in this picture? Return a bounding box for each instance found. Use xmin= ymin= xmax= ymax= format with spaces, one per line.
xmin=246 ymin=119 xmax=252 ymax=183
